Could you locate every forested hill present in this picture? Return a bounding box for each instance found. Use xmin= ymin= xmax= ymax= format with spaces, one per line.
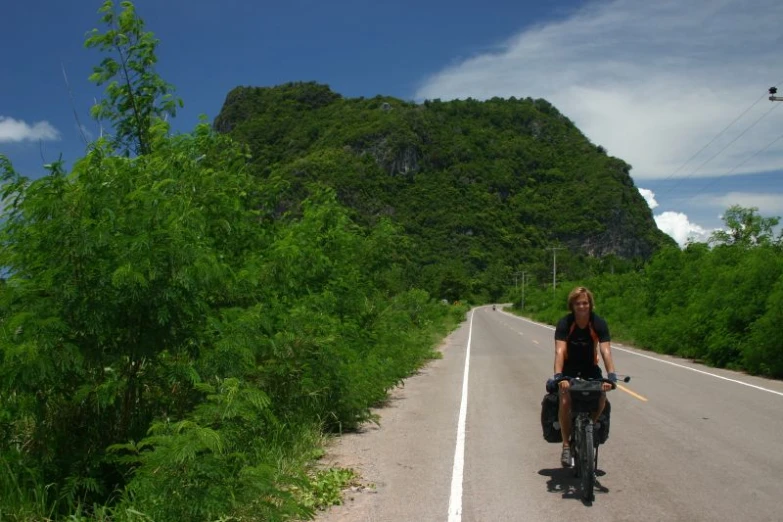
xmin=213 ymin=82 xmax=675 ymax=300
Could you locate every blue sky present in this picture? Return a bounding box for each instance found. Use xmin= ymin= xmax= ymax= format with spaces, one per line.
xmin=3 ymin=0 xmax=783 ymax=245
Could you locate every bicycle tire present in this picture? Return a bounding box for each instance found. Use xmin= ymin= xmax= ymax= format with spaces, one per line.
xmin=581 ymin=424 xmax=595 ymax=502
xmin=572 ymin=441 xmax=580 ymax=477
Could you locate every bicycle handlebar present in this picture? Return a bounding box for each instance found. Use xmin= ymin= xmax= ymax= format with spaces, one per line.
xmin=550 ymin=374 xmax=630 ymax=391
xmin=561 ymin=376 xmax=616 ymax=389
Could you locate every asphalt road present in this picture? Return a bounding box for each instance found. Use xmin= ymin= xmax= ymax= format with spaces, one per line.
xmin=317 ymin=306 xmax=783 ymax=522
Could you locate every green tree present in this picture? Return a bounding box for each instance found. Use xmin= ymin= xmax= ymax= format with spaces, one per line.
xmin=85 ymin=0 xmax=183 ymax=156
xmin=0 ymin=5 xmax=467 ymax=520
xmin=744 ymin=275 xmax=783 ymax=377
xmin=709 ymin=205 xmax=780 ymax=247
xmin=0 ymin=123 xmax=271 ymax=514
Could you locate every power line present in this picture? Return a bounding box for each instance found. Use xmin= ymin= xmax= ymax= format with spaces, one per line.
xmin=656 ymin=80 xmax=783 ymax=197
xmin=664 ymin=103 xmax=781 ymax=194
xmin=689 ymin=131 xmax=783 ymax=200
xmin=685 ymin=88 xmax=783 ymax=201
xmin=660 ymin=89 xmax=772 ymax=183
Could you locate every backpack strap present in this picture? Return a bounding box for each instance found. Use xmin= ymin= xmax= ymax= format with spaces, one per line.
xmin=566 ymin=319 xmax=600 ymax=364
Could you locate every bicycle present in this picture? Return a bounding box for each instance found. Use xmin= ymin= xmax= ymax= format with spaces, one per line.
xmin=554 ymin=375 xmax=629 ymax=504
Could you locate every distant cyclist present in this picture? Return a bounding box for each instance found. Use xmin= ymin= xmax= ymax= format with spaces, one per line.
xmin=551 ymin=286 xmax=617 ymax=468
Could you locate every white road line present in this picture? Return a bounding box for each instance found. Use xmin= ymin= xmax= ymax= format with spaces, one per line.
xmin=448 ymin=309 xmax=474 ymax=522
xmin=504 ymin=311 xmax=783 ymax=398
xmin=612 ymin=345 xmax=783 ymax=397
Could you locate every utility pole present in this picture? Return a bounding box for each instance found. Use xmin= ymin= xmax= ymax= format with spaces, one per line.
xmin=520 ymin=271 xmax=527 ymax=310
xmin=513 ymin=271 xmax=522 ymax=309
xmin=512 ymin=271 xmax=528 ymax=309
xmin=546 ymin=247 xmax=564 ymax=299
xmin=770 ymin=87 xmax=783 ymax=101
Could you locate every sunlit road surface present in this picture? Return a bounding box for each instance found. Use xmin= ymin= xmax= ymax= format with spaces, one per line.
xmin=317 ymin=307 xmax=783 ymax=522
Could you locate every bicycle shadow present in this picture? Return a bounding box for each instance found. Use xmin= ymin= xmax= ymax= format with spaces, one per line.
xmin=538 ymin=467 xmax=610 ymax=505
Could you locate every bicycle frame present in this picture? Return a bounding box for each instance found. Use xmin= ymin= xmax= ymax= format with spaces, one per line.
xmin=551 ymin=374 xmax=628 ymax=504
xmin=563 ymin=377 xmax=613 ymax=504
xmin=570 ymin=410 xmax=597 ymax=503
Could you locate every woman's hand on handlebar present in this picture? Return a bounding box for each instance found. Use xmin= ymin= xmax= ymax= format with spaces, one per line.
xmin=551 ymin=373 xmax=569 ymax=391
xmin=604 ymin=372 xmax=618 ymax=391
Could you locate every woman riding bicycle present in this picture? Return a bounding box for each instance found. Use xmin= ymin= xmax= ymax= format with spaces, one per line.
xmin=551 ymin=286 xmax=617 ymax=468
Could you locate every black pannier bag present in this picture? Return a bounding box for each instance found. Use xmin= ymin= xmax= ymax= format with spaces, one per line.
xmin=541 ymin=392 xmax=562 ymax=443
xmin=540 ymin=392 xmax=612 ymax=445
xmin=596 ymin=399 xmax=611 ymax=444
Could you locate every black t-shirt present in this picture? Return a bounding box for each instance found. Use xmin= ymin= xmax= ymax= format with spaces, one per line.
xmin=554 ymin=312 xmax=611 ymax=371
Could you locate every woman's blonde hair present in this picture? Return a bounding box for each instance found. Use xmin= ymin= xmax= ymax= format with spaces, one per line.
xmin=567 ymin=286 xmax=595 ymax=313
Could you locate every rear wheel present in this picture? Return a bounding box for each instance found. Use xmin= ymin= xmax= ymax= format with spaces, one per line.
xmin=581 ymin=424 xmax=595 ymax=502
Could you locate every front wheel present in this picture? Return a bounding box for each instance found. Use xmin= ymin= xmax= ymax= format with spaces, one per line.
xmin=569 ymin=433 xmax=580 ymax=477
xmin=581 ymin=424 xmax=595 ymax=502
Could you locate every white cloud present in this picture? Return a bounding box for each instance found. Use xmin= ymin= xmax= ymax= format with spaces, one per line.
xmin=0 ymin=116 xmax=60 ymax=143
xmin=654 ymin=211 xmax=712 ymax=246
xmin=638 ymin=188 xmax=658 ymax=209
xmin=415 ymin=0 xmax=783 ymax=180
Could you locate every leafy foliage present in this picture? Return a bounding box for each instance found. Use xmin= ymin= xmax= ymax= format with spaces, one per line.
xmin=295 ymin=467 xmax=358 ymax=511
xmin=520 ymin=207 xmax=783 ymax=378
xmin=709 ymin=204 xmax=780 ymax=247
xmin=213 ymin=85 xmax=675 ymax=302
xmin=85 ymin=0 xmax=183 ymax=155
xmin=0 ymin=3 xmax=466 ymax=520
